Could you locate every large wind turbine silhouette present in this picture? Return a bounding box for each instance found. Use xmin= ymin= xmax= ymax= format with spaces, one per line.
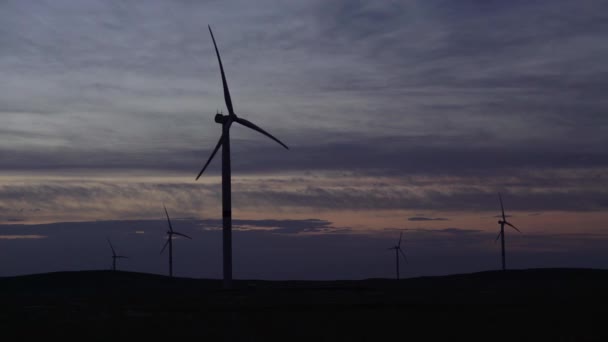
xmin=107 ymin=238 xmax=128 ymax=271
xmin=388 ymin=232 xmax=408 ymax=280
xmin=496 ymin=193 xmax=521 ymax=271
xmin=195 ymin=26 xmax=289 ymax=289
xmin=161 ymin=205 xmax=192 ymax=278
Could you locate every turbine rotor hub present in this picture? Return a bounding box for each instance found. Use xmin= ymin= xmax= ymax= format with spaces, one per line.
xmin=215 ymin=113 xmax=230 ymax=124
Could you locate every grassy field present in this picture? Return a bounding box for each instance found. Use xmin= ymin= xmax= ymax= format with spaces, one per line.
xmin=1 ymin=268 xmax=607 ymax=341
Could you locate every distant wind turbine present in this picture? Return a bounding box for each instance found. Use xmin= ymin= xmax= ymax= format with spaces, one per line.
xmin=195 ymin=26 xmax=289 ymax=289
xmin=161 ymin=205 xmax=192 ymax=278
xmin=107 ymin=238 xmax=128 ymax=271
xmin=495 ymin=193 xmax=521 ymax=271
xmin=388 ymin=232 xmax=408 ymax=280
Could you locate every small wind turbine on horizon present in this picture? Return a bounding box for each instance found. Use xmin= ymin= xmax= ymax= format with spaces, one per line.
xmin=161 ymin=205 xmax=192 ymax=278
xmin=107 ymin=238 xmax=128 ymax=272
xmin=388 ymin=232 xmax=408 ymax=280
xmin=496 ymin=193 xmax=521 ymax=271
xmin=195 ymin=26 xmax=289 ymax=289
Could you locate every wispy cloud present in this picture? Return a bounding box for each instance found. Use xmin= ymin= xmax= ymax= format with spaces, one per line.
xmin=404 ymin=227 xmax=483 ymax=235
xmin=0 ymin=234 xmax=46 ymax=240
xmin=0 ymin=170 xmax=607 ymax=225
xmin=408 ymin=217 xmax=449 ymax=222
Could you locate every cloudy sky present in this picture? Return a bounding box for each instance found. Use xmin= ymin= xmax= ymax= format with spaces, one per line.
xmin=1 ymin=0 xmax=607 ymax=279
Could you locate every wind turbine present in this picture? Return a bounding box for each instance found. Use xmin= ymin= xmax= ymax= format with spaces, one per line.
xmin=495 ymin=193 xmax=521 ymax=271
xmin=107 ymin=238 xmax=128 ymax=271
xmin=161 ymin=205 xmax=193 ymax=278
xmin=195 ymin=26 xmax=289 ymax=289
xmin=388 ymin=232 xmax=408 ymax=280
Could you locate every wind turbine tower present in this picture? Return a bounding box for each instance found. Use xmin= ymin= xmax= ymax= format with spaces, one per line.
xmin=161 ymin=205 xmax=193 ymax=278
xmin=195 ymin=26 xmax=289 ymax=289
xmin=496 ymin=193 xmax=521 ymax=271
xmin=388 ymin=232 xmax=408 ymax=280
xmin=107 ymin=238 xmax=128 ymax=271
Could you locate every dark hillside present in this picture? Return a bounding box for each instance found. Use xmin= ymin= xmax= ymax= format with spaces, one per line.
xmin=1 ymin=268 xmax=606 ymax=341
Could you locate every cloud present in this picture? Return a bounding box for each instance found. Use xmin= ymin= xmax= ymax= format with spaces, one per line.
xmin=234 ymin=182 xmax=608 ymax=212
xmin=0 ymin=1 xmax=607 ymax=225
xmin=408 ymin=217 xmax=449 ymax=222
xmin=403 ymin=227 xmax=483 ymax=236
xmin=232 ymin=219 xmax=340 ymax=234
xmin=0 ymin=234 xmax=46 ymax=240
xmin=183 ymin=218 xmax=340 ymax=234
xmin=0 ymin=169 xmax=607 ymax=226
xmin=3 ymin=134 xmax=608 ymax=177
xmin=438 ymin=228 xmax=480 ymax=234
xmin=3 ymin=218 xmax=608 ymax=279
xmin=0 ymin=0 xmax=606 ymax=175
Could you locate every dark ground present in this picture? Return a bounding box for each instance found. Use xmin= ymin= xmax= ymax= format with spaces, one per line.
xmin=1 ymin=268 xmax=607 ymax=341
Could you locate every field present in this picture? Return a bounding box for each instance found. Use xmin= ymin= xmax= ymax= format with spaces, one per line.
xmin=1 ymin=268 xmax=606 ymax=341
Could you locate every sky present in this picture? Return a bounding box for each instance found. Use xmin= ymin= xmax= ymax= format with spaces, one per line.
xmin=1 ymin=0 xmax=608 ymax=279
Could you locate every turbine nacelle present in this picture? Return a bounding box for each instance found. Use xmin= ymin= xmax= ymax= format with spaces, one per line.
xmin=215 ymin=113 xmax=231 ymax=124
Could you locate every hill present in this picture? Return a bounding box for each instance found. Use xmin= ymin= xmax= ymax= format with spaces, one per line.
xmin=1 ymin=268 xmax=607 ymax=341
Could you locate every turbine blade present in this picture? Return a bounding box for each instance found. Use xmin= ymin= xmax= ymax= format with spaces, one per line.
xmin=499 ymin=193 xmax=506 ymax=221
xmin=160 ymin=238 xmax=170 ymax=254
xmin=505 ymin=221 xmax=521 ymax=233
xmin=495 ymin=230 xmax=502 ymax=242
xmin=208 ymin=25 xmax=234 ymax=115
xmin=163 ymin=205 xmax=173 ymax=232
xmin=172 ymin=232 xmax=193 ymax=240
xmin=116 ymin=256 xmax=128 ymax=259
xmin=234 ymin=117 xmax=289 ymax=150
xmin=399 ymin=248 xmax=408 ymax=263
xmin=107 ymin=238 xmax=116 ymax=256
xmin=195 ymin=134 xmax=224 ymax=180
xmin=398 ymin=232 xmax=403 ymax=247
